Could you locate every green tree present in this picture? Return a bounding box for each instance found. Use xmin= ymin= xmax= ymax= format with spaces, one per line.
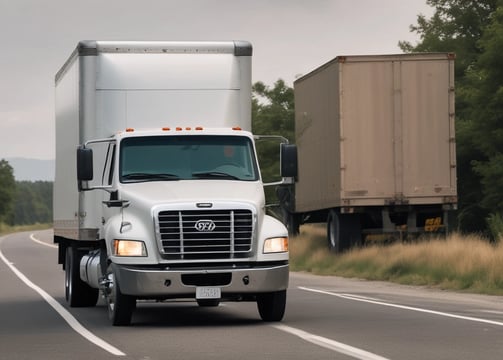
xmin=12 ymin=181 xmax=53 ymax=225
xmin=465 ymin=5 xmax=503 ymax=215
xmin=399 ymin=0 xmax=496 ymax=76
xmin=400 ymin=0 xmax=499 ymax=234
xmin=0 ymin=159 xmax=16 ymax=223
xmin=252 ymin=80 xmax=295 ymax=205
xmin=252 ymin=79 xmax=294 ymax=140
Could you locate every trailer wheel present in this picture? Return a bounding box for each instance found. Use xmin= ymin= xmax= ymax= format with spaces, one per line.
xmin=65 ymin=247 xmax=99 ymax=307
xmin=106 ymin=269 xmax=136 ymax=326
xmin=257 ymin=290 xmax=286 ymax=322
xmin=327 ymin=211 xmax=361 ymax=252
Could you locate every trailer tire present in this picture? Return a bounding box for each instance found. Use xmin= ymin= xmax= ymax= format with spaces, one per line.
xmin=106 ymin=269 xmax=136 ymax=326
xmin=65 ymin=247 xmax=99 ymax=307
xmin=257 ymin=290 xmax=286 ymax=322
xmin=327 ymin=211 xmax=362 ymax=253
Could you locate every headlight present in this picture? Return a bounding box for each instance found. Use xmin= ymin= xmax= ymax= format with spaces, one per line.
xmin=263 ymin=237 xmax=289 ymax=253
xmin=113 ymin=240 xmax=147 ymax=257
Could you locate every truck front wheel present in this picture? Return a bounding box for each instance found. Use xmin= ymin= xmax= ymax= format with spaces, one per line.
xmin=65 ymin=247 xmax=99 ymax=307
xmin=257 ymin=290 xmax=286 ymax=322
xmin=106 ymin=269 xmax=136 ymax=326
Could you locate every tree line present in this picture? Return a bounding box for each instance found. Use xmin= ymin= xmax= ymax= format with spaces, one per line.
xmin=0 ymin=160 xmax=52 ymax=226
xmin=399 ymin=0 xmax=503 ymax=237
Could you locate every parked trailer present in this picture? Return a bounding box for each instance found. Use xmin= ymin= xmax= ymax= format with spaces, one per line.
xmin=279 ymin=53 xmax=457 ymax=251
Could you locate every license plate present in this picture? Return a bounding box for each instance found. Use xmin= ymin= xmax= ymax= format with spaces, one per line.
xmin=196 ymin=287 xmax=221 ymax=299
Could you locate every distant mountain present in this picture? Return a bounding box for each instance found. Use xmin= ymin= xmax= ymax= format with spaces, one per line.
xmin=5 ymin=158 xmax=55 ymax=182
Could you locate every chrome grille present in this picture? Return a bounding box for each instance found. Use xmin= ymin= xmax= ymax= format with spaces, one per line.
xmin=156 ymin=209 xmax=253 ymax=259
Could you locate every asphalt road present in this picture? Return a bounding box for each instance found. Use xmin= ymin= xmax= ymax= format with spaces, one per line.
xmin=2 ymin=230 xmax=503 ymax=360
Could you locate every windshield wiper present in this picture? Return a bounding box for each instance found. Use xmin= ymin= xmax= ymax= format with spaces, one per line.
xmin=192 ymin=171 xmax=241 ymax=180
xmin=122 ymin=173 xmax=180 ymax=182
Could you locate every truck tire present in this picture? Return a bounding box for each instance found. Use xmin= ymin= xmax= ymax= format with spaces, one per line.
xmin=65 ymin=247 xmax=99 ymax=307
xmin=327 ymin=211 xmax=361 ymax=252
xmin=257 ymin=290 xmax=286 ymax=322
xmin=106 ymin=269 xmax=136 ymax=326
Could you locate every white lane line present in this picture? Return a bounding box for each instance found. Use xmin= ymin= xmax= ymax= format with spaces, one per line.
xmin=0 ymin=238 xmax=125 ymax=356
xmin=340 ymin=293 xmax=382 ymax=302
xmin=30 ymin=233 xmax=58 ymax=249
xmin=273 ymin=324 xmax=390 ymax=360
xmin=299 ymin=286 xmax=503 ymax=327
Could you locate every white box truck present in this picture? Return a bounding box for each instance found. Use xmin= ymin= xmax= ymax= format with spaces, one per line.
xmin=54 ymin=41 xmax=289 ymax=325
xmin=279 ymin=53 xmax=457 ymax=251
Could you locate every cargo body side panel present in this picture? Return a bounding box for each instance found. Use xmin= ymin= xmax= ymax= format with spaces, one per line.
xmin=294 ymin=61 xmax=341 ymax=213
xmin=54 ymin=58 xmax=81 ymax=239
xmin=54 ymin=53 xmax=101 ymax=240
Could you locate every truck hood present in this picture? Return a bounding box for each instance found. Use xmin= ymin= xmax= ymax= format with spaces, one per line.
xmin=119 ymin=180 xmax=265 ymax=209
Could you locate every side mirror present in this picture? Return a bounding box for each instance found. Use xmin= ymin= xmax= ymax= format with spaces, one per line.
xmin=280 ymin=144 xmax=298 ymax=178
xmin=77 ymin=147 xmax=94 ymax=182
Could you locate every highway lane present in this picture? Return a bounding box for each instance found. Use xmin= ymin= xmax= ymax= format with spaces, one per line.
xmin=2 ymin=230 xmax=503 ymax=359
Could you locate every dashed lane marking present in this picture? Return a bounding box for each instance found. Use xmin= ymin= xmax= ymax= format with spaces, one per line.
xmin=273 ymin=324 xmax=390 ymax=360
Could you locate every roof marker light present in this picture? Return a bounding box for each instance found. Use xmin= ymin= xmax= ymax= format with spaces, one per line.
xmin=176 ymin=127 xmax=183 ymax=131
xmin=232 ymin=126 xmax=242 ymax=131
xmin=195 ymin=126 xmax=204 ymax=131
xmin=126 ymin=128 xmax=135 ymax=132
xmin=162 ymin=127 xmax=171 ymax=131
xmin=185 ymin=127 xmax=191 ymax=130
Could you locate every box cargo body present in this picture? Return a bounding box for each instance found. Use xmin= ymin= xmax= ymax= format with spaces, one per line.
xmin=54 ymin=41 xmax=252 ymax=240
xmin=53 ymin=41 xmax=289 ymax=326
xmin=282 ymin=53 xmax=457 ymax=248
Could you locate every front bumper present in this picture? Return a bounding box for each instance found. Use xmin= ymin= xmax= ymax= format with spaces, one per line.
xmin=113 ymin=262 xmax=289 ymax=299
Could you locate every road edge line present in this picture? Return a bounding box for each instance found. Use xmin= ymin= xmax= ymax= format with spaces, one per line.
xmin=30 ymin=233 xmax=58 ymax=249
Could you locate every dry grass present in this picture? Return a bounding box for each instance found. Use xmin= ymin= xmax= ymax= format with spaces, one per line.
xmin=289 ymin=224 xmax=503 ymax=295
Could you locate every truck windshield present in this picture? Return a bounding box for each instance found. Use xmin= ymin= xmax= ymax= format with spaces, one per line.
xmin=120 ymin=135 xmax=259 ymax=183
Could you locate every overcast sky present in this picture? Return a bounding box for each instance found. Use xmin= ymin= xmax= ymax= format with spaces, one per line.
xmin=0 ymin=0 xmax=432 ymax=160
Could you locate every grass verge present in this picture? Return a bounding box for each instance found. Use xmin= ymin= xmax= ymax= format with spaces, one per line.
xmin=290 ymin=224 xmax=503 ymax=295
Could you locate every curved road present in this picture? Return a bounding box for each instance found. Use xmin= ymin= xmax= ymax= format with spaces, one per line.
xmin=1 ymin=230 xmax=503 ymax=359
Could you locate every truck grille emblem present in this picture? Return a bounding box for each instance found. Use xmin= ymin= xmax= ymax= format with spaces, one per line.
xmin=194 ymin=219 xmax=216 ymax=232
